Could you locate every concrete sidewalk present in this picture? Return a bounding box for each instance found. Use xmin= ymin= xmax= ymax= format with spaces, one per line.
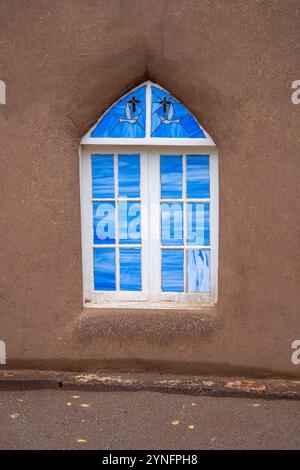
xmin=0 ymin=389 xmax=300 ymax=450
xmin=1 ymin=370 xmax=300 ymax=399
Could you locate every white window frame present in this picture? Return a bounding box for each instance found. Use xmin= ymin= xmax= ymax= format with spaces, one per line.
xmin=80 ymin=146 xmax=150 ymax=304
xmin=80 ymin=81 xmax=218 ymax=309
xmin=80 ymin=145 xmax=218 ymax=309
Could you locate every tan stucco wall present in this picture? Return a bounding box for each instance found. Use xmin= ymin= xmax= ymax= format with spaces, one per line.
xmin=0 ymin=0 xmax=299 ymax=377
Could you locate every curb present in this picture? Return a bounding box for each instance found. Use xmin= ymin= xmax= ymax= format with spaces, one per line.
xmin=0 ymin=370 xmax=300 ymax=399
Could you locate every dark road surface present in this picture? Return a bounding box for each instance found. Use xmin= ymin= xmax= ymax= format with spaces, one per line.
xmin=0 ymin=390 xmax=299 ymax=450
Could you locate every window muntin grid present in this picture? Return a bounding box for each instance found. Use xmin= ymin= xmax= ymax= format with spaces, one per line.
xmin=92 ymin=153 xmax=142 ymax=292
xmin=160 ymin=154 xmax=211 ymax=293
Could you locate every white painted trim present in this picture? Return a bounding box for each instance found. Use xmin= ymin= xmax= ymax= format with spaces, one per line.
xmin=79 ymin=145 xmax=219 ymax=308
xmin=81 ymin=137 xmax=215 ymax=146
xmin=183 ymin=155 xmax=187 ymax=291
xmin=140 ymin=152 xmax=150 ymax=299
xmin=0 ymin=340 xmax=6 ymax=364
xmin=114 ymin=153 xmax=120 ymax=290
xmin=0 ymin=81 xmax=6 ymax=105
xmin=80 ymin=147 xmax=94 ymax=301
xmin=148 ymin=149 xmax=161 ymax=301
xmin=80 ymin=81 xmax=216 ymax=147
xmin=209 ymin=148 xmax=219 ymax=303
xmin=145 ymin=82 xmax=151 ymax=138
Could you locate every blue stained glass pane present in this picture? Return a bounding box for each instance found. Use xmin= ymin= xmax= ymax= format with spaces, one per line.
xmin=118 ymin=154 xmax=140 ymax=198
xmin=162 ymin=249 xmax=184 ymax=292
xmin=151 ymin=86 xmax=206 ymax=138
xmin=187 ymin=203 xmax=210 ymax=246
xmin=92 ymin=154 xmax=114 ymax=198
xmin=161 ymin=156 xmax=183 ymax=199
xmin=187 ymin=249 xmax=210 ymax=293
xmin=91 ymin=86 xmax=146 ymax=138
xmin=119 ymin=201 xmax=141 ymax=244
xmin=120 ymin=248 xmax=142 ymax=291
xmin=93 ymin=201 xmax=115 ymax=245
xmin=94 ymin=248 xmax=116 ymax=291
xmin=161 ymin=203 xmax=183 ymax=246
xmin=186 ymin=155 xmax=210 ymax=199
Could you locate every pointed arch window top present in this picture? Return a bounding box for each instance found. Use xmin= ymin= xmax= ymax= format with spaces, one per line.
xmin=83 ymin=81 xmax=215 ymax=146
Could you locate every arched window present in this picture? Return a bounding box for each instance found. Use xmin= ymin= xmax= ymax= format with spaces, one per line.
xmin=80 ymin=81 xmax=218 ymax=308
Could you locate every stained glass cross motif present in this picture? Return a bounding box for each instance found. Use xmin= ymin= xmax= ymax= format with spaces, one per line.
xmin=151 ymin=86 xmax=206 ymax=138
xmin=159 ymin=96 xmax=171 ymax=115
xmin=128 ymin=96 xmax=140 ymax=113
xmin=91 ymin=85 xmax=146 ymax=138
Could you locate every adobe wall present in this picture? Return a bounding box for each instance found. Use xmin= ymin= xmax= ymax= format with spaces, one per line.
xmin=0 ymin=0 xmax=299 ymax=377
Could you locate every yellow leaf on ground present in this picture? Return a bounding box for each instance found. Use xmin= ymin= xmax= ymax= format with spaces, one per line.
xmin=76 ymin=438 xmax=87 ymax=443
xmin=66 ymin=402 xmax=72 ymax=406
xmin=72 ymin=396 xmax=80 ymax=399
xmin=191 ymin=402 xmax=197 ymax=407
xmin=171 ymin=420 xmax=180 ymax=425
xmin=80 ymin=404 xmax=90 ymax=408
xmin=188 ymin=424 xmax=194 ymax=430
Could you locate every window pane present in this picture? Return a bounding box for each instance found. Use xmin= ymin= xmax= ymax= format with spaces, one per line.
xmin=187 ymin=249 xmax=210 ymax=293
xmin=162 ymin=249 xmax=184 ymax=292
xmin=118 ymin=154 xmax=140 ymax=198
xmin=161 ymin=203 xmax=183 ymax=246
xmin=151 ymin=86 xmax=205 ymax=138
xmin=187 ymin=203 xmax=210 ymax=246
xmin=120 ymin=248 xmax=142 ymax=291
xmin=92 ymin=154 xmax=114 ymax=198
xmin=186 ymin=155 xmax=210 ymax=199
xmin=91 ymin=85 xmax=146 ymax=138
xmin=119 ymin=201 xmax=141 ymax=244
xmin=93 ymin=201 xmax=115 ymax=245
xmin=94 ymin=248 xmax=116 ymax=291
xmin=161 ymin=156 xmax=183 ymax=199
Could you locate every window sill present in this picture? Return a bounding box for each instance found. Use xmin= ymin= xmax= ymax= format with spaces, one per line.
xmin=73 ymin=305 xmax=220 ymax=345
xmin=83 ymin=301 xmax=217 ymax=311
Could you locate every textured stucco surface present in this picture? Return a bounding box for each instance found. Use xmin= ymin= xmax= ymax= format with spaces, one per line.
xmin=0 ymin=0 xmax=299 ymax=377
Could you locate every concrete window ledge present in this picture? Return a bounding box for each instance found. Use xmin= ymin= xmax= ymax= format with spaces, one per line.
xmin=71 ymin=306 xmax=220 ymax=343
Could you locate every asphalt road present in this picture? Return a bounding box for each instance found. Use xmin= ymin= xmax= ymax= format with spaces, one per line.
xmin=0 ymin=389 xmax=299 ymax=450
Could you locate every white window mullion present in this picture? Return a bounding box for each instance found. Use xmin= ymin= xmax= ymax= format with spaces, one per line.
xmin=148 ymin=150 xmax=161 ymax=300
xmin=114 ymin=153 xmax=120 ymax=291
xmin=183 ymin=154 xmax=187 ymax=292
xmin=140 ymin=150 xmax=149 ymax=297
xmin=146 ymin=83 xmax=151 ymax=139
